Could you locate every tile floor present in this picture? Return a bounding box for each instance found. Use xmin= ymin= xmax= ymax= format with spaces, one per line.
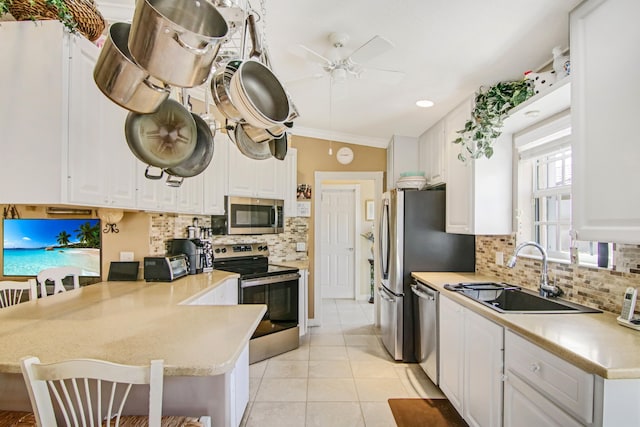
xmin=240 ymin=298 xmax=444 ymax=427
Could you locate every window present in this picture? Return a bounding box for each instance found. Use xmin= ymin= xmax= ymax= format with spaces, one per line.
xmin=514 ymin=112 xmax=612 ymax=268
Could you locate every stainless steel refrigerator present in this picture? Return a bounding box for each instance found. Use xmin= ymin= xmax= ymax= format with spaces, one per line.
xmin=378 ymin=188 xmax=475 ymax=362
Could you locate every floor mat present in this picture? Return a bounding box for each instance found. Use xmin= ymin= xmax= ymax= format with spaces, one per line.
xmin=388 ymin=398 xmax=468 ymax=427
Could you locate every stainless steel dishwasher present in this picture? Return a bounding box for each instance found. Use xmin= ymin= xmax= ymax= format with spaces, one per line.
xmin=411 ymin=280 xmax=439 ymax=385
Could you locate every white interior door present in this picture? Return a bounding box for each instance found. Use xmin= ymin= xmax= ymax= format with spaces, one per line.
xmin=319 ymin=186 xmax=356 ymax=299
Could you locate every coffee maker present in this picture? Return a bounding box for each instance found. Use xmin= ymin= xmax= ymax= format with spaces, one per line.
xmin=168 ymin=239 xmax=213 ymax=275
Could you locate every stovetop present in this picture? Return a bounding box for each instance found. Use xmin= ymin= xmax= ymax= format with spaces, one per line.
xmin=212 ymin=243 xmax=298 ymax=278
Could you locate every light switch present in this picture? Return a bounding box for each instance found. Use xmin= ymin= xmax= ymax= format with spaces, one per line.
xmin=296 ymin=242 xmax=306 ymax=252
xmin=120 ymin=251 xmax=134 ymax=261
xmin=495 ymin=251 xmax=504 ymax=266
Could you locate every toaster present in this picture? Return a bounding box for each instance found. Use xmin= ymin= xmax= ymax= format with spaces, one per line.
xmin=143 ymin=255 xmax=188 ymax=282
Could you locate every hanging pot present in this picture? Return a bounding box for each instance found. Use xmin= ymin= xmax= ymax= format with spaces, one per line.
xmin=228 ymin=123 xmax=272 ymax=160
xmin=269 ymin=132 xmax=288 ymax=161
xmin=165 ymin=113 xmax=215 ymax=180
xmin=229 ymin=60 xmax=291 ymax=129
xmin=128 ymin=0 xmax=229 ymax=88
xmin=242 ymin=122 xmax=286 ymax=144
xmin=210 ymin=60 xmax=244 ymax=122
xmin=93 ymin=22 xmax=170 ymax=114
xmin=124 ymin=99 xmax=197 ymax=169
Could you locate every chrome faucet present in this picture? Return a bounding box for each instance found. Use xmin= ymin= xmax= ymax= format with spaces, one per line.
xmin=507 ymin=241 xmax=562 ymax=298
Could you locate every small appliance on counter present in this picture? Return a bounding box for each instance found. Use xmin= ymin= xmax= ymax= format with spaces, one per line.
xmin=143 ymin=255 xmax=188 ymax=282
xmin=168 ymin=238 xmax=213 ymax=275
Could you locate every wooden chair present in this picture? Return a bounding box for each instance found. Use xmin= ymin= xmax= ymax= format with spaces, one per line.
xmin=36 ymin=266 xmax=81 ymax=297
xmin=0 ymin=279 xmax=38 ymax=308
xmin=20 ymin=356 xmax=211 ymax=427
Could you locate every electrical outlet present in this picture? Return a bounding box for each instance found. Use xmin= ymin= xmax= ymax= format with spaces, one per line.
xmin=296 ymin=242 xmax=306 ymax=252
xmin=120 ymin=251 xmax=134 ymax=261
xmin=495 ymin=251 xmax=504 ymax=266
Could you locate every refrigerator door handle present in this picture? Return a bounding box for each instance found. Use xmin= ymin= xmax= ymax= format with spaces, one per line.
xmin=378 ymin=198 xmax=390 ymax=280
xmin=378 ymin=286 xmax=395 ymax=303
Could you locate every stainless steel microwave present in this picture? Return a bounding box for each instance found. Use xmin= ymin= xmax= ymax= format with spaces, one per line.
xmin=214 ymin=196 xmax=284 ymax=235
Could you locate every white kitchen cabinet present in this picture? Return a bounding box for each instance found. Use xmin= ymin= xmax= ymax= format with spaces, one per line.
xmin=570 ymin=0 xmax=640 ymax=244
xmin=445 ymin=97 xmax=512 ymax=235
xmin=283 ymin=147 xmax=298 ymax=217
xmin=386 ymin=135 xmax=419 ymax=189
xmin=175 ymin=174 xmax=204 ymax=214
xmin=418 ymin=120 xmax=446 ymax=187
xmin=66 ymin=35 xmax=137 ymax=208
xmin=227 ymin=141 xmax=285 ymax=199
xmin=439 ymin=295 xmax=465 ymax=414
xmin=203 ymin=133 xmax=229 ymax=215
xmin=439 ymin=295 xmax=504 ymax=427
xmin=186 ymin=277 xmax=238 ymax=306
xmin=135 ymin=164 xmax=178 ymax=212
xmin=0 ymin=21 xmax=67 ymax=204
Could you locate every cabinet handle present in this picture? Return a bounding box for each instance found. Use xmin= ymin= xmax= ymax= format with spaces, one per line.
xmin=529 ymin=363 xmax=541 ymax=373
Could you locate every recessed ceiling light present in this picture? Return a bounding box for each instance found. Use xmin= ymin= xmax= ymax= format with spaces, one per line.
xmin=416 ymin=99 xmax=435 ymax=108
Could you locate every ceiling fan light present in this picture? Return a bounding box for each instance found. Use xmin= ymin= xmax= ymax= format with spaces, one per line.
xmin=416 ymin=99 xmax=435 ymax=108
xmin=332 ymin=68 xmax=348 ymax=83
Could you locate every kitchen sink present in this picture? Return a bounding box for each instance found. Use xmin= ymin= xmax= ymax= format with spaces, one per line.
xmin=444 ymin=282 xmax=601 ymax=314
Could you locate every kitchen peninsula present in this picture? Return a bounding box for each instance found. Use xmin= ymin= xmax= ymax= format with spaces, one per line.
xmin=0 ymin=271 xmax=265 ymax=427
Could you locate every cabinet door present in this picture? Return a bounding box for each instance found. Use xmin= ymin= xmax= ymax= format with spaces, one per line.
xmin=284 ymin=148 xmax=298 ymax=217
xmin=136 ymin=163 xmax=178 ymax=211
xmin=203 ymin=133 xmax=229 ymax=215
xmin=439 ymin=296 xmax=465 ymax=414
xmin=445 ymin=98 xmax=474 ymax=234
xmin=504 ymin=372 xmax=583 ymax=427
xmin=175 ymin=174 xmax=204 ymax=214
xmin=571 ymin=0 xmax=640 ymax=244
xmin=227 ymin=142 xmax=255 ymax=197
xmin=0 ymin=21 xmax=66 ymax=204
xmin=298 ymin=268 xmax=308 ymax=335
xmin=67 ymin=35 xmax=136 ymax=208
xmin=463 ymin=309 xmax=503 ymax=427
xmin=428 ymin=120 xmax=446 ymax=186
xmin=255 ymin=156 xmax=279 ymax=198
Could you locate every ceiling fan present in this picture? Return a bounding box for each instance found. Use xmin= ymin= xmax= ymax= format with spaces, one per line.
xmin=292 ymin=32 xmax=405 ymax=97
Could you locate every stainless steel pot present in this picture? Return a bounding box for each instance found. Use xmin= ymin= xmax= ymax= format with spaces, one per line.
xmin=269 ymin=133 xmax=288 ymax=160
xmin=165 ymin=113 xmax=215 ymax=179
xmin=124 ymin=99 xmax=197 ymax=169
xmin=93 ymin=22 xmax=170 ymax=113
xmin=128 ymin=0 xmax=229 ymax=88
xmin=242 ymin=122 xmax=286 ymax=144
xmin=229 ymin=123 xmax=272 ymax=160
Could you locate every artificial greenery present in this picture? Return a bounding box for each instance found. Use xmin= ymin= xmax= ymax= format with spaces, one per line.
xmin=0 ymin=0 xmax=77 ymax=33
xmin=453 ymin=79 xmax=534 ymax=162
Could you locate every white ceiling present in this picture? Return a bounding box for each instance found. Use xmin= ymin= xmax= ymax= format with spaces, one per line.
xmin=96 ymin=0 xmax=583 ymax=148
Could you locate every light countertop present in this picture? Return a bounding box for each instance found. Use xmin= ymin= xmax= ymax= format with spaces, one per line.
xmin=412 ymin=272 xmax=640 ymax=380
xmin=0 ymin=271 xmax=266 ymax=377
xmin=270 ymin=260 xmax=309 ymax=270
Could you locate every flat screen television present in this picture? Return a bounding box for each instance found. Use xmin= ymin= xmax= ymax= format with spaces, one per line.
xmin=3 ymin=218 xmax=101 ymax=277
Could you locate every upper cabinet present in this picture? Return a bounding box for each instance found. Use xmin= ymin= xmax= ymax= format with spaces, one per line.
xmin=203 ymin=132 xmax=229 ymax=215
xmin=386 ymin=135 xmax=418 ymax=189
xmin=0 ymin=21 xmax=67 ymax=204
xmin=570 ymin=0 xmax=640 ymax=244
xmin=66 ymin=35 xmax=137 ymax=208
xmin=227 ymin=141 xmax=286 ymax=199
xmin=445 ymin=97 xmax=513 ymax=235
xmin=418 ymin=120 xmax=446 ymax=187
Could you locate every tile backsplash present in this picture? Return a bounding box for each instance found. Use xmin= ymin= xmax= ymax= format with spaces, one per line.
xmin=476 ymin=235 xmax=640 ymax=314
xmin=149 ymin=213 xmax=309 ymax=262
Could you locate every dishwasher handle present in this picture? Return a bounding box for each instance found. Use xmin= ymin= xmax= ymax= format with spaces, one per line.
xmin=410 ymin=282 xmax=437 ymax=301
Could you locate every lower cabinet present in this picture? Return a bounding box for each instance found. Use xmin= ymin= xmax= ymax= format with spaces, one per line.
xmin=187 ymin=278 xmax=239 ymax=306
xmin=439 ymin=295 xmax=503 ymax=427
xmin=504 ymin=330 xmax=595 ymax=427
xmin=298 ymin=268 xmax=308 ymax=336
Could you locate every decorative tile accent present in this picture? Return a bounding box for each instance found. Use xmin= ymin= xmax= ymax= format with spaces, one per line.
xmin=476 ymin=235 xmax=640 ymax=314
xmin=149 ymin=214 xmax=309 ymax=262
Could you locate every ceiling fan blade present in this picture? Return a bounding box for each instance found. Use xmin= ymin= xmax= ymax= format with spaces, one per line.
xmin=284 ymin=73 xmax=326 ymax=87
xmin=292 ymin=44 xmax=332 ymax=66
xmin=348 ymin=35 xmax=395 ymax=65
xmin=358 ymin=67 xmax=405 ymax=85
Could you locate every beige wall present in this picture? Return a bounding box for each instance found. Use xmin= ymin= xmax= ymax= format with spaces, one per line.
xmin=291 ymin=135 xmax=387 ymax=317
xmin=0 ymin=205 xmax=151 ymax=282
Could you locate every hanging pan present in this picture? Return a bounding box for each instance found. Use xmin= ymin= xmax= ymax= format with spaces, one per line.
xmin=124 ymin=98 xmax=197 ymax=177
xmin=165 ymin=113 xmax=215 ymax=186
xmin=269 ymin=132 xmax=288 ymax=161
xmin=228 ymin=123 xmax=272 ymax=160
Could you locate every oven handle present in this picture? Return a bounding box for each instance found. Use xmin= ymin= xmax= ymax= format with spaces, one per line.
xmin=240 ymin=272 xmax=301 ymax=288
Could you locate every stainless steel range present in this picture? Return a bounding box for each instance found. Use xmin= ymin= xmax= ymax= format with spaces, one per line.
xmin=213 ymin=243 xmax=300 ymax=364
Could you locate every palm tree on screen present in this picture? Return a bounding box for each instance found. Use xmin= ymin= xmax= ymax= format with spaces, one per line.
xmin=56 ymin=231 xmax=71 ymax=247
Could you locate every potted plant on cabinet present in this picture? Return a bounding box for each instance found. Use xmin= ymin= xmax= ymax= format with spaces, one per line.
xmin=453 ymin=78 xmax=534 ymax=162
xmin=0 ymin=0 xmax=106 ymax=41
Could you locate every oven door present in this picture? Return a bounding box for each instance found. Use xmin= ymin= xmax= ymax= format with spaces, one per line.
xmin=240 ymin=273 xmax=300 ymax=338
